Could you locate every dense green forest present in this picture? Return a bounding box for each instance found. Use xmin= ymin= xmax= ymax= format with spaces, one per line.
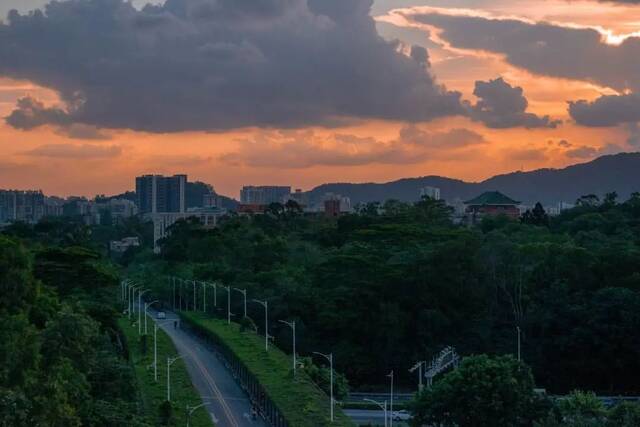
xmin=3 ymin=191 xmax=640 ymax=426
xmin=129 ymin=193 xmax=640 ymax=394
xmin=0 ymin=223 xmax=151 ymax=426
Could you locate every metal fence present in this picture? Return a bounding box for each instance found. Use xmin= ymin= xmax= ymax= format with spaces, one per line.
xmin=180 ymin=315 xmax=290 ymax=427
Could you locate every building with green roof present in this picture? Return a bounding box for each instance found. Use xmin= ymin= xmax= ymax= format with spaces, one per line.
xmin=464 ymin=191 xmax=521 ymax=223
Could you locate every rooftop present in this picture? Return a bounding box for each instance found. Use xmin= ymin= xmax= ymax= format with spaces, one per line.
xmin=464 ymin=191 xmax=521 ymax=206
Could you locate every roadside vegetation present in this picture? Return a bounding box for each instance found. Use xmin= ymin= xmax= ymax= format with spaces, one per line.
xmin=181 ymin=312 xmax=354 ymax=426
xmin=118 ymin=317 xmax=214 ymax=427
xmin=0 ymin=232 xmax=148 ymax=425
xmin=410 ymin=354 xmax=640 ymax=427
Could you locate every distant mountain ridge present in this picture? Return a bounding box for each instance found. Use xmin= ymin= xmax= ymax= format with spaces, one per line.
xmin=306 ymin=152 xmax=640 ymax=206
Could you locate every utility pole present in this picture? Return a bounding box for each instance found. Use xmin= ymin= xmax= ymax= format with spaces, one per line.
xmin=517 ymin=326 xmax=522 ymax=362
xmin=144 ymin=300 xmax=158 ymax=335
xmin=252 ymin=299 xmax=269 ymax=351
xmin=409 ymin=361 xmax=426 ymax=393
xmin=212 ymin=282 xmax=217 ymax=308
xmin=388 ymin=370 xmax=394 ymax=427
xmin=202 ymin=281 xmax=207 ymax=313
xmin=186 ymin=402 xmax=211 ymax=427
xmin=171 ymin=276 xmax=176 ymax=310
xmin=192 ymin=280 xmax=197 ymax=311
xmin=313 ymin=351 xmax=334 ymax=422
xmin=154 ymin=324 xmax=159 ymax=381
xmin=166 ymin=355 xmax=184 ymax=402
xmin=279 ymin=320 xmax=296 ymax=376
xmin=128 ymin=285 xmax=140 ymax=318
xmin=154 ymin=320 xmax=171 ymax=382
xmin=233 ymin=288 xmax=247 ymax=318
xmin=138 ymin=289 xmax=149 ymax=335
xmin=364 ymin=399 xmax=388 ymax=427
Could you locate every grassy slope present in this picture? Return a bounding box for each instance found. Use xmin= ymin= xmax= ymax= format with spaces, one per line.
xmin=118 ymin=317 xmax=215 ymax=427
xmin=182 ymin=312 xmax=354 ymax=427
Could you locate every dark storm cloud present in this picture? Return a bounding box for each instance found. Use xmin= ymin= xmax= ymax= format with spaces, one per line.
xmin=466 ymin=78 xmax=560 ymax=129
xmin=409 ymin=10 xmax=640 ymax=93
xmin=569 ymin=94 xmax=640 ymax=126
xmin=221 ymin=126 xmax=486 ymax=168
xmin=0 ymin=0 xmax=464 ymax=133
xmin=23 ymin=143 xmax=122 ymax=159
xmin=6 ymin=97 xmax=72 ymax=130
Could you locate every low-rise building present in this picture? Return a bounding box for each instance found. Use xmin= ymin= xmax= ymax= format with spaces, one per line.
xmin=464 ymin=191 xmax=521 ymax=224
xmin=110 ymin=237 xmax=141 ymax=253
xmin=145 ymin=207 xmax=226 ymax=253
xmin=323 ymin=193 xmax=352 ymax=217
xmin=240 ymin=186 xmax=291 ymax=205
xmin=106 ymin=198 xmax=137 ymax=222
xmin=203 ymin=193 xmax=220 ymax=208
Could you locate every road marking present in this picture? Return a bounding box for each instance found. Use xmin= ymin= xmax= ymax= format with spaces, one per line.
xmin=161 ymin=323 xmax=240 ymax=427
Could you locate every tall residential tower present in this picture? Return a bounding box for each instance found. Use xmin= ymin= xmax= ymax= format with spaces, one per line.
xmin=135 ymin=174 xmax=187 ymax=214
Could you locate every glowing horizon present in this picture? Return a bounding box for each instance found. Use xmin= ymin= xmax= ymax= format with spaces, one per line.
xmin=1 ymin=0 xmax=639 ymax=198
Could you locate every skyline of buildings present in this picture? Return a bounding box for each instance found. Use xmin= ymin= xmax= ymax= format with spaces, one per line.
xmin=136 ymin=174 xmax=187 ymax=214
xmin=0 ymin=172 xmax=586 ymax=230
xmin=240 ymin=186 xmax=292 ymax=205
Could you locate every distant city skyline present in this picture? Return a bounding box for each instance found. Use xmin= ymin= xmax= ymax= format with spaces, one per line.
xmin=1 ymin=0 xmax=639 ymax=197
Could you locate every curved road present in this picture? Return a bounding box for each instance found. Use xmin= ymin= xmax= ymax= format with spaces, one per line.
xmin=150 ymin=308 xmax=269 ymax=427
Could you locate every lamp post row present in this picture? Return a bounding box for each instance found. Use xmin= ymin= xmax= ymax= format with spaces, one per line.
xmin=122 ymin=277 xmax=336 ymax=422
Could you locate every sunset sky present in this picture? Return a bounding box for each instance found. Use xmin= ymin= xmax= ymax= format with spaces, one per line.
xmin=1 ymin=0 xmax=639 ymax=198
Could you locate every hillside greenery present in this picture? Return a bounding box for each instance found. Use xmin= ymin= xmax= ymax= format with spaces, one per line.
xmin=181 ymin=312 xmax=354 ymax=426
xmin=128 ymin=193 xmax=640 ymax=395
xmin=0 ymin=233 xmax=151 ymax=426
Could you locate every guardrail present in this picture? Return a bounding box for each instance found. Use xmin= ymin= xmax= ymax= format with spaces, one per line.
xmin=179 ymin=314 xmax=289 ymax=427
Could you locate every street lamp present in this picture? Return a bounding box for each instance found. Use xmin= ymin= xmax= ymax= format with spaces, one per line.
xmin=233 ymin=288 xmax=247 ymax=318
xmin=409 ymin=361 xmax=426 ymax=392
xmin=178 ymin=278 xmax=184 ymax=311
xmin=223 ymin=286 xmax=233 ymax=324
xmin=170 ymin=276 xmax=175 ymax=310
xmin=211 ymin=282 xmax=218 ymax=308
xmin=364 ymin=398 xmax=388 ymax=427
xmin=313 ymin=351 xmax=334 ymax=422
xmin=192 ymin=280 xmax=197 ymax=311
xmin=278 ymin=320 xmax=296 ymax=376
xmin=133 ymin=286 xmax=145 ymax=316
xmin=167 ymin=355 xmax=185 ymax=402
xmin=388 ymin=371 xmax=394 ymax=427
xmin=138 ymin=289 xmax=150 ymax=335
xmin=252 ymin=299 xmax=269 ymax=351
xmin=122 ymin=279 xmax=133 ymax=309
xmin=186 ymin=402 xmax=212 ymax=427
xmin=201 ymin=281 xmax=207 ymax=313
xmin=121 ymin=279 xmax=131 ymax=303
xmin=128 ymin=285 xmax=140 ymax=318
xmin=144 ymin=300 xmax=159 ymax=335
xmin=153 ymin=320 xmax=173 ymax=382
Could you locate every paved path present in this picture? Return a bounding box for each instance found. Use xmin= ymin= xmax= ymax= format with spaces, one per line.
xmin=147 ymin=308 xmax=269 ymax=427
xmin=344 ymin=409 xmax=410 ymax=426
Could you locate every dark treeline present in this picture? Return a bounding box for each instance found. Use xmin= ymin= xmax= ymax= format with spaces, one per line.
xmin=0 ymin=223 xmax=150 ymax=426
xmin=128 ymin=192 xmax=640 ymax=394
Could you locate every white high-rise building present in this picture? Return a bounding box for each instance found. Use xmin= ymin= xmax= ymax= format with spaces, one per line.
xmin=420 ymin=186 xmax=441 ymax=200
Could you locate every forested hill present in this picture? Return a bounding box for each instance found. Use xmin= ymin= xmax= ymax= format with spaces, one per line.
xmin=307 ymin=152 xmax=640 ymax=206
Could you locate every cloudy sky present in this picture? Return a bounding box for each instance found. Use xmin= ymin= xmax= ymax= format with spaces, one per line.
xmin=1 ymin=0 xmax=639 ymax=197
